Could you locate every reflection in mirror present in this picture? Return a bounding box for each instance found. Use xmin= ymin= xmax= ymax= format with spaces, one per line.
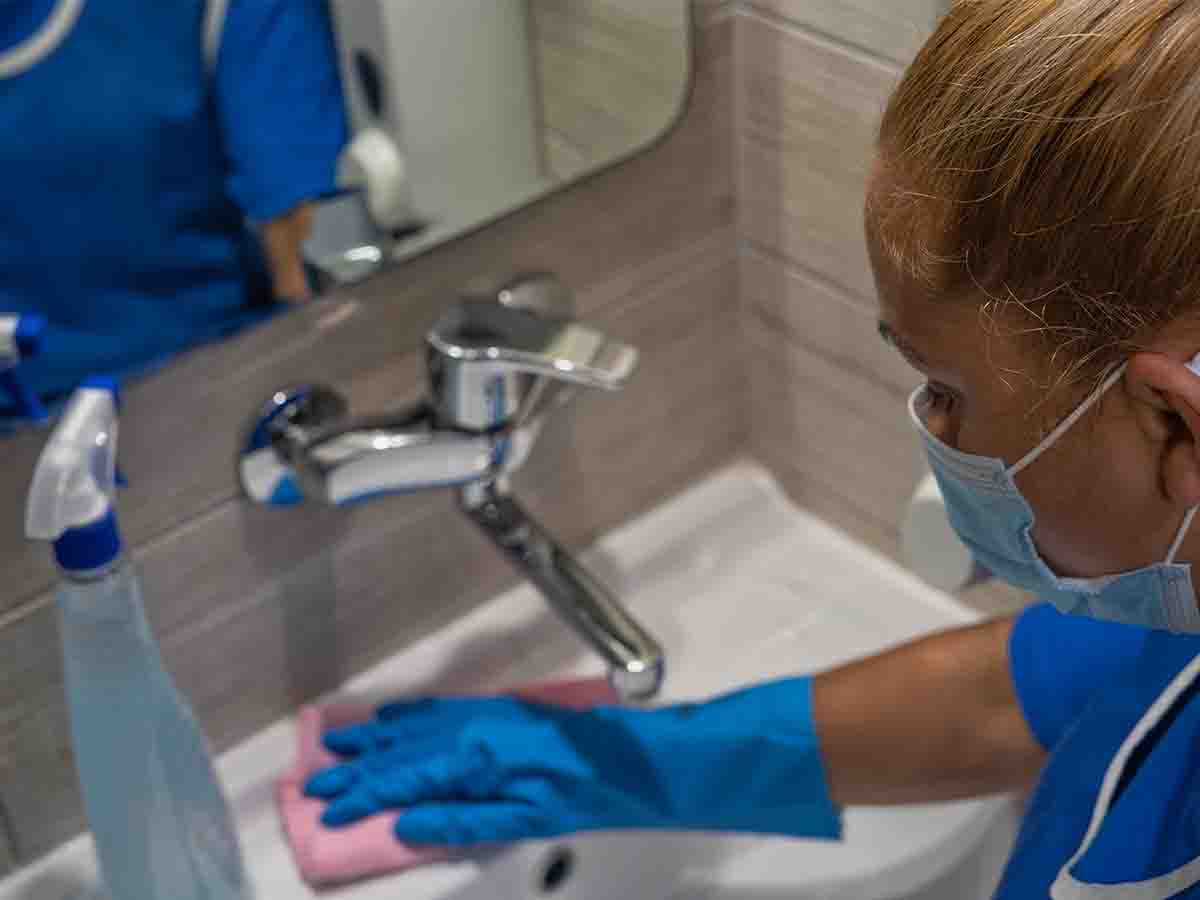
xmin=1 ymin=0 xmax=349 ymax=428
xmin=0 ymin=0 xmax=690 ymax=436
xmin=307 ymin=0 xmax=691 ymax=284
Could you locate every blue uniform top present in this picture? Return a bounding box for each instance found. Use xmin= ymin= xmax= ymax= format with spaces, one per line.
xmin=998 ymin=603 xmax=1200 ymax=898
xmin=0 ymin=0 xmax=348 ymax=407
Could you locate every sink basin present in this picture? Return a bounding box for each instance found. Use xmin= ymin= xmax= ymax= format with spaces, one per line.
xmin=0 ymin=462 xmax=1021 ymax=900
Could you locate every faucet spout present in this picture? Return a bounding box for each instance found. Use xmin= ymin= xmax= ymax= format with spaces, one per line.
xmin=460 ymin=481 xmax=665 ymax=702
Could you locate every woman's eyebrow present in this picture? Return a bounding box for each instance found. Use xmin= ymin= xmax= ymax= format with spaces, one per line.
xmin=877 ymin=320 xmax=928 ymax=368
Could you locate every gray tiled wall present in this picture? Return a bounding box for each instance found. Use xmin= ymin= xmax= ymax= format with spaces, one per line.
xmin=733 ymin=2 xmax=1028 ymax=617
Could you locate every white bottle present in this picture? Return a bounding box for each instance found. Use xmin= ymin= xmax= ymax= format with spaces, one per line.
xmin=26 ymin=380 xmax=253 ymax=900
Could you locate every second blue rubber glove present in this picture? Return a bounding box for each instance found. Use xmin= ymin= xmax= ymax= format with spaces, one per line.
xmin=304 ymin=677 xmax=842 ymax=846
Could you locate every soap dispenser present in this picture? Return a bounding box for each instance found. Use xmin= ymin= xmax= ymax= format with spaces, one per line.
xmin=25 ymin=380 xmax=253 ymax=900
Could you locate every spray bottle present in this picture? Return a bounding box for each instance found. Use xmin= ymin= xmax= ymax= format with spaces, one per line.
xmin=25 ymin=380 xmax=253 ymax=900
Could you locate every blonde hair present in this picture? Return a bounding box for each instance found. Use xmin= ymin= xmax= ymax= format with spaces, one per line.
xmin=872 ymin=0 xmax=1200 ymax=386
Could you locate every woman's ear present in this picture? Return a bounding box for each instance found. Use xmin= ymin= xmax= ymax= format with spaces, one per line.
xmin=1126 ymin=352 xmax=1200 ymax=506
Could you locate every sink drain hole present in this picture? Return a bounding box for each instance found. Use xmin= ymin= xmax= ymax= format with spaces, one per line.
xmin=538 ymin=846 xmax=576 ymax=894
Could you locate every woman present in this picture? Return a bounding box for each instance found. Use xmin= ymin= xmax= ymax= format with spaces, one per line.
xmin=305 ymin=2 xmax=1200 ymax=894
xmin=0 ymin=0 xmax=347 ymax=410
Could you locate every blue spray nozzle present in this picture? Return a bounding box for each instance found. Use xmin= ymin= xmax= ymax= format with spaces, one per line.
xmin=80 ymin=375 xmax=121 ymax=409
xmin=52 ymin=510 xmax=121 ymax=572
xmin=2 ymin=314 xmax=49 ymax=422
xmin=0 ymin=369 xmax=48 ymax=421
xmin=26 ymin=382 xmax=122 ymax=570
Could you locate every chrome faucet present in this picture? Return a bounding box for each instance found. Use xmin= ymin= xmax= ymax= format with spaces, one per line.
xmin=237 ymin=274 xmax=665 ymax=701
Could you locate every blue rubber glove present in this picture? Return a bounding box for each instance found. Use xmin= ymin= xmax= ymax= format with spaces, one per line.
xmin=304 ymin=677 xmax=842 ymax=847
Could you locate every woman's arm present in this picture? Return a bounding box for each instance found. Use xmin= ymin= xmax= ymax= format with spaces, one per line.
xmin=306 ymin=609 xmax=1149 ymax=846
xmin=213 ymin=0 xmax=348 ymax=302
xmin=259 ymin=203 xmax=315 ymax=302
xmin=814 ymin=615 xmax=1045 ymax=806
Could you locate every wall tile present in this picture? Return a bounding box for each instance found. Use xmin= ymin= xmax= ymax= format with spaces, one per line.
xmin=736 ymin=8 xmax=909 ymax=553
xmin=742 ymin=245 xmax=917 ymax=398
xmin=737 ymin=11 xmax=897 ymax=300
xmin=746 ymin=310 xmax=925 ymax=540
xmin=746 ymin=0 xmax=945 ymax=66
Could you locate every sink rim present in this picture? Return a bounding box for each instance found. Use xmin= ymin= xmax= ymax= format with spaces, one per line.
xmin=0 ymin=461 xmax=1016 ymax=900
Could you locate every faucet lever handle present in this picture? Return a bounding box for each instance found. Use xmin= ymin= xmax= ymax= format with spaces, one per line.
xmin=427 ymin=300 xmax=638 ymax=392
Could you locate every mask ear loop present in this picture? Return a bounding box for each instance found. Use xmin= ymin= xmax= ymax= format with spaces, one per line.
xmin=1167 ymin=508 xmax=1198 ymax=564
xmin=1009 ymin=362 xmax=1130 ymax=477
xmin=1003 ymin=355 xmax=1200 ymax=564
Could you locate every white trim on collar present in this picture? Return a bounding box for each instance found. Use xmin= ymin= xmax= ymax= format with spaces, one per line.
xmin=1051 ymin=652 xmax=1200 ymax=899
xmin=203 ymin=0 xmax=228 ymax=73
xmin=0 ymin=0 xmax=84 ymax=79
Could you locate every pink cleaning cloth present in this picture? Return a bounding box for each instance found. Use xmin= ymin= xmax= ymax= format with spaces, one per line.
xmin=277 ymin=677 xmax=618 ymax=889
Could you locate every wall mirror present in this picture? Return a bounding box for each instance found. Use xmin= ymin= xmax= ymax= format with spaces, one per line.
xmin=0 ymin=0 xmax=691 ymax=431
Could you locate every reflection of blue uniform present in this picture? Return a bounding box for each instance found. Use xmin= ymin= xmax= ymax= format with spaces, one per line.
xmin=999 ymin=604 xmax=1200 ymax=898
xmin=0 ymin=0 xmax=347 ymax=406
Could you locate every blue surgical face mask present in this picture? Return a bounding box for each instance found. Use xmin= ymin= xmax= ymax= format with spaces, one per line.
xmin=909 ymin=361 xmax=1200 ymax=632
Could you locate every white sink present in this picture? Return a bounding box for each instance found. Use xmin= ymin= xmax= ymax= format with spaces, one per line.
xmin=1 ymin=462 xmax=1021 ymax=900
